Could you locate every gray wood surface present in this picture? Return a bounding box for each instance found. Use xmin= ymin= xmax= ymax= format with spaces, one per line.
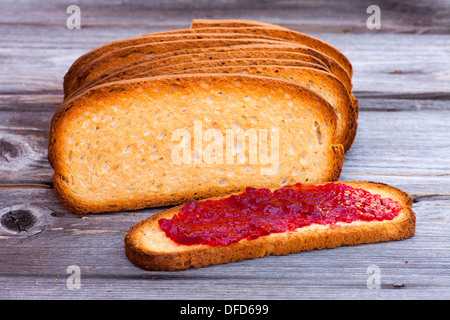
xmin=0 ymin=0 xmax=449 ymax=300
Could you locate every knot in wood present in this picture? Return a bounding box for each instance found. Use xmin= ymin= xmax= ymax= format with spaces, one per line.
xmin=1 ymin=209 xmax=36 ymax=232
xmin=0 ymin=138 xmax=22 ymax=163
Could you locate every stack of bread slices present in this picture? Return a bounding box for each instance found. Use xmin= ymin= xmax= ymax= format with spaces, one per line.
xmin=48 ymin=19 xmax=416 ymax=271
xmin=49 ymin=19 xmax=358 ymax=214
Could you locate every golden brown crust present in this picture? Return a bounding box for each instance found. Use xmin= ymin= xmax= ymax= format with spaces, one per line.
xmin=180 ymin=27 xmax=354 ymax=97
xmin=124 ymin=181 xmax=415 ymax=271
xmin=190 ymin=19 xmax=288 ymax=30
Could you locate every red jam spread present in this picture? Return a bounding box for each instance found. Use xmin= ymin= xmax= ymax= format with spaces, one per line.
xmin=158 ymin=183 xmax=402 ymax=246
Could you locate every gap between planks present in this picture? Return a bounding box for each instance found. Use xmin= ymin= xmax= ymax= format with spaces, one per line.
xmin=0 ymin=184 xmax=52 ymax=190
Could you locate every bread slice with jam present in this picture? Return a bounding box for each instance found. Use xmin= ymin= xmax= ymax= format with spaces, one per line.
xmin=125 ymin=181 xmax=415 ymax=271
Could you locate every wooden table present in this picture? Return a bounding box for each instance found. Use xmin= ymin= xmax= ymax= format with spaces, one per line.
xmin=1 ymin=0 xmax=449 ymax=300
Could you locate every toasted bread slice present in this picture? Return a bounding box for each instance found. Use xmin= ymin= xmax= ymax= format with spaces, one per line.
xmin=65 ymin=37 xmax=296 ymax=97
xmin=49 ymin=74 xmax=344 ymax=214
xmin=124 ymin=181 xmax=415 ymax=271
xmin=63 ymin=29 xmax=196 ymax=86
xmin=150 ymin=25 xmax=353 ymax=80
xmin=63 ymin=32 xmax=293 ymax=97
xmin=190 ymin=20 xmax=353 ymax=78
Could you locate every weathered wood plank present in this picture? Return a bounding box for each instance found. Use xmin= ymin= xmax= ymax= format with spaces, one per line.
xmin=0 ymin=188 xmax=448 ymax=299
xmin=1 ymin=0 xmax=449 ymax=34
xmin=341 ymin=107 xmax=450 ymax=194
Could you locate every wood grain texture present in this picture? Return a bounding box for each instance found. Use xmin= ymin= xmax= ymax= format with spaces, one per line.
xmin=0 ymin=0 xmax=449 ymax=300
xmin=1 ymin=0 xmax=448 ymax=33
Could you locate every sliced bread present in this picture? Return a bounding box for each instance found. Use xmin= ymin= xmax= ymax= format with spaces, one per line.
xmin=49 ymin=74 xmax=344 ymax=214
xmin=124 ymin=181 xmax=415 ymax=271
